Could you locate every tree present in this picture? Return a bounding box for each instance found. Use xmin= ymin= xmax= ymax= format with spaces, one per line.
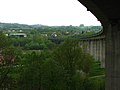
xmin=18 ymin=52 xmax=44 ymax=90
xmin=0 ymin=32 xmax=19 ymax=89
xmin=41 ymin=59 xmax=66 ymax=90
xmin=53 ymin=38 xmax=95 ymax=90
xmin=0 ymin=32 xmax=11 ymax=51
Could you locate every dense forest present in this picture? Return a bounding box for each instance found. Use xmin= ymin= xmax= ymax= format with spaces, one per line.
xmin=0 ymin=23 xmax=104 ymax=90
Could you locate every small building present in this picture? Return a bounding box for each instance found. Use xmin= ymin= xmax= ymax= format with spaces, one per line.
xmin=9 ymin=33 xmax=27 ymax=37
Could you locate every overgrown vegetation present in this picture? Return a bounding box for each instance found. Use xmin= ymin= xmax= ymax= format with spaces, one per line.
xmin=0 ymin=23 xmax=104 ymax=90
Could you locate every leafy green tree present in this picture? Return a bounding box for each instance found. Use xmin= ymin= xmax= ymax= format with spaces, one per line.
xmin=0 ymin=32 xmax=11 ymax=50
xmin=0 ymin=32 xmax=19 ymax=89
xmin=53 ymin=38 xmax=95 ymax=90
xmin=18 ymin=52 xmax=44 ymax=90
xmin=41 ymin=59 xmax=66 ymax=90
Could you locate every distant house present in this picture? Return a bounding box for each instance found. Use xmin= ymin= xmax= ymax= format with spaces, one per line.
xmin=41 ymin=34 xmax=47 ymax=37
xmin=19 ymin=30 xmax=23 ymax=32
xmin=5 ymin=34 xmax=9 ymax=36
xmin=51 ymin=33 xmax=57 ymax=38
xmin=9 ymin=33 xmax=27 ymax=37
xmin=51 ymin=32 xmax=57 ymax=38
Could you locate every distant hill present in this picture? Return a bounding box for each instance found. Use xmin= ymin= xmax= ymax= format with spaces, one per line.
xmin=0 ymin=22 xmax=102 ymax=32
xmin=0 ymin=22 xmax=34 ymax=30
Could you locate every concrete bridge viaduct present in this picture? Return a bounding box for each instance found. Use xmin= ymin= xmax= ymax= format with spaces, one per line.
xmin=80 ymin=35 xmax=105 ymax=68
xmin=78 ymin=0 xmax=120 ymax=90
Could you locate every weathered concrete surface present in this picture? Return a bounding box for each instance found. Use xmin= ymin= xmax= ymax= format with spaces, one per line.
xmin=80 ymin=36 xmax=105 ymax=68
xmin=106 ymin=23 xmax=120 ymax=90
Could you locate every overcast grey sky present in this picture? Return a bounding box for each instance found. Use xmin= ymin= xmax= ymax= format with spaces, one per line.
xmin=0 ymin=0 xmax=101 ymax=26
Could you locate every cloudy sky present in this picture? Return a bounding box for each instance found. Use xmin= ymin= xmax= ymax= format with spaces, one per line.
xmin=0 ymin=0 xmax=101 ymax=26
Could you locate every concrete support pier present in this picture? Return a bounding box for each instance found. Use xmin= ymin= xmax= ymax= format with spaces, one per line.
xmin=77 ymin=0 xmax=120 ymax=89
xmin=80 ymin=36 xmax=105 ymax=68
xmin=106 ymin=22 xmax=120 ymax=90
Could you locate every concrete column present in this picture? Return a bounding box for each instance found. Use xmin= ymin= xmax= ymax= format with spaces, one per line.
xmin=89 ymin=40 xmax=92 ymax=55
xmin=96 ymin=39 xmax=100 ymax=61
xmin=102 ymin=39 xmax=105 ymax=68
xmin=94 ymin=40 xmax=97 ymax=60
xmin=100 ymin=38 xmax=105 ymax=68
xmin=87 ymin=40 xmax=90 ymax=53
xmin=91 ymin=40 xmax=94 ymax=57
xmin=96 ymin=40 xmax=98 ymax=61
xmin=106 ymin=22 xmax=120 ymax=90
xmin=99 ymin=39 xmax=101 ymax=62
xmin=86 ymin=40 xmax=90 ymax=53
xmin=99 ymin=39 xmax=102 ymax=67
